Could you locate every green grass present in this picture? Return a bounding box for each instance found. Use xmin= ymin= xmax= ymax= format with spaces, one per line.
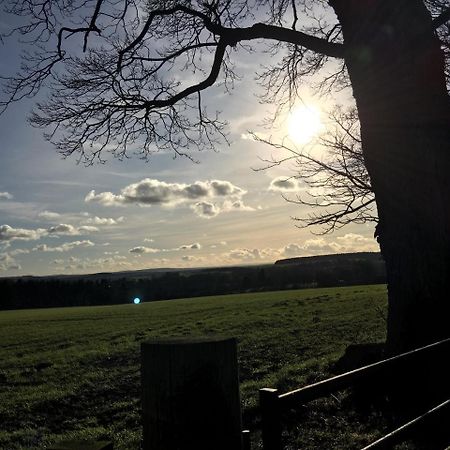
xmin=0 ymin=284 xmax=388 ymax=449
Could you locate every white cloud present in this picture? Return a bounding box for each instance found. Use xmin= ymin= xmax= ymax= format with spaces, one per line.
xmin=334 ymin=233 xmax=378 ymax=253
xmin=47 ymin=224 xmax=77 ymax=235
xmin=210 ymin=241 xmax=227 ymax=248
xmin=37 ymin=210 xmax=61 ymax=221
xmin=227 ymin=247 xmax=280 ymax=261
xmin=283 ymin=243 xmax=304 ymax=257
xmin=78 ymin=225 xmax=99 ymax=234
xmin=129 ymin=242 xmax=201 ymax=255
xmin=9 ymin=248 xmax=30 ymax=256
xmin=0 ymin=192 xmax=13 ymax=200
xmin=178 ymin=242 xmax=201 ymax=250
xmin=281 ymin=234 xmax=378 ymax=258
xmin=223 ymin=199 xmax=255 ymax=212
xmin=129 ymin=246 xmax=160 ymax=255
xmin=0 ymin=252 xmax=21 ymax=271
xmin=82 ymin=216 xmax=125 ymax=226
xmin=33 ymin=240 xmax=95 ymax=253
xmin=0 ymin=224 xmax=46 ymax=242
xmin=181 ymin=255 xmax=198 ymax=262
xmin=269 ymin=177 xmax=302 ymax=192
xmin=191 ymin=201 xmax=220 ymax=218
xmin=47 ymin=223 xmax=99 ymax=236
xmin=85 ymin=178 xmax=247 ymax=209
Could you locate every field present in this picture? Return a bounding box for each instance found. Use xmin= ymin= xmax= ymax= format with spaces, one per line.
xmin=0 ymin=285 xmax=389 ymax=449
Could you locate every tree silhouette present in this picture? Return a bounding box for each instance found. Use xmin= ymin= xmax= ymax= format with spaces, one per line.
xmin=1 ymin=0 xmax=450 ymax=353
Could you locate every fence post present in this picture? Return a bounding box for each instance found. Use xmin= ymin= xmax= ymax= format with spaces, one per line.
xmin=141 ymin=337 xmax=243 ymax=450
xmin=242 ymin=429 xmax=251 ymax=450
xmin=260 ymin=388 xmax=282 ymax=450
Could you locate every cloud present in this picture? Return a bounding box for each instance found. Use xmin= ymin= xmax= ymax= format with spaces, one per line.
xmin=9 ymin=248 xmax=30 ymax=256
xmin=33 ymin=240 xmax=95 ymax=253
xmin=129 ymin=246 xmax=160 ymax=255
xmin=85 ymin=178 xmax=247 ymax=209
xmin=82 ymin=216 xmax=125 ymax=226
xmin=191 ymin=201 xmax=220 ymax=218
xmin=47 ymin=224 xmax=76 ymax=234
xmin=129 ymin=242 xmax=201 ymax=255
xmin=78 ymin=225 xmax=99 ymax=234
xmin=47 ymin=224 xmax=99 ymax=236
xmin=0 ymin=224 xmax=46 ymax=242
xmin=269 ymin=177 xmax=302 ymax=192
xmin=227 ymin=247 xmax=280 ymax=261
xmin=223 ymin=200 xmax=255 ymax=212
xmin=281 ymin=234 xmax=378 ymax=258
xmin=37 ymin=210 xmax=61 ymax=221
xmin=0 ymin=192 xmax=13 ymax=200
xmin=178 ymin=242 xmax=201 ymax=250
xmin=181 ymin=255 xmax=199 ymax=262
xmin=283 ymin=243 xmax=304 ymax=257
xmin=53 ymin=254 xmax=132 ymax=272
xmin=210 ymin=241 xmax=227 ymax=248
xmin=334 ymin=233 xmax=378 ymax=253
xmin=0 ymin=252 xmax=21 ymax=271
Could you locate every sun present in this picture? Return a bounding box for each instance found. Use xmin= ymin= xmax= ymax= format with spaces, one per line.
xmin=287 ymin=104 xmax=323 ymax=144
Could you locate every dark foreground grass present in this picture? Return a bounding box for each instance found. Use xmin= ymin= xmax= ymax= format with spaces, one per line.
xmin=0 ymin=285 xmax=389 ymax=449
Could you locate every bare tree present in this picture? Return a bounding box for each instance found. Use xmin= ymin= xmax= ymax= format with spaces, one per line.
xmin=1 ymin=0 xmax=450 ymax=354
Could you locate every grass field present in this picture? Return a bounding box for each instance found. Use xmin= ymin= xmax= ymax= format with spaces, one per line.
xmin=0 ymin=284 xmax=389 ymax=449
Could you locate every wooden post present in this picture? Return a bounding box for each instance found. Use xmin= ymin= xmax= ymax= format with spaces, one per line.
xmin=260 ymin=388 xmax=282 ymax=450
xmin=242 ymin=429 xmax=251 ymax=450
xmin=141 ymin=337 xmax=243 ymax=450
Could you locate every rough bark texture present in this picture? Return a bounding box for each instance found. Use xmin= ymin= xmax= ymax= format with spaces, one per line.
xmin=331 ymin=0 xmax=450 ymax=355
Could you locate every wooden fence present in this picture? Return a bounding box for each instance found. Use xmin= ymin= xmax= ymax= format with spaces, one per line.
xmin=259 ymin=337 xmax=450 ymax=450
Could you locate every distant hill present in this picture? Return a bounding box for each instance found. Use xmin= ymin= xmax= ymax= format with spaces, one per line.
xmin=0 ymin=252 xmax=386 ymax=310
xmin=276 ymin=251 xmax=383 ymax=266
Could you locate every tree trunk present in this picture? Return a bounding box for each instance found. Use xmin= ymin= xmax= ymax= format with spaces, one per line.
xmin=331 ymin=0 xmax=450 ymax=355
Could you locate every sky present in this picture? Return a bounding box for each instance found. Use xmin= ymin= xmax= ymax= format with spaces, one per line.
xmin=0 ymin=7 xmax=379 ymax=277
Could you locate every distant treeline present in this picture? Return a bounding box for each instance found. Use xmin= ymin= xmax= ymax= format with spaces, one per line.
xmin=0 ymin=252 xmax=386 ymax=310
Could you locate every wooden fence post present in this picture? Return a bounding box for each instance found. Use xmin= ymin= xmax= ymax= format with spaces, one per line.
xmin=141 ymin=337 xmax=243 ymax=450
xmin=242 ymin=429 xmax=251 ymax=450
xmin=260 ymin=388 xmax=282 ymax=450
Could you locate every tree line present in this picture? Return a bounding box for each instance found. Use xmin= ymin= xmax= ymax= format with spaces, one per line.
xmin=0 ymin=253 xmax=385 ymax=310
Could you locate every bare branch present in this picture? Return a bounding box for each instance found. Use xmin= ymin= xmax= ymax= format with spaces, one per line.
xmin=432 ymin=6 xmax=450 ymax=29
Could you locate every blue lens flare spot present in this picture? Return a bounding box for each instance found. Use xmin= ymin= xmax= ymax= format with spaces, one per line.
xmin=133 ymin=297 xmax=141 ymax=304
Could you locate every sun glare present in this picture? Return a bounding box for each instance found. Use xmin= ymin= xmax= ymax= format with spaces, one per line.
xmin=287 ymin=105 xmax=323 ymax=144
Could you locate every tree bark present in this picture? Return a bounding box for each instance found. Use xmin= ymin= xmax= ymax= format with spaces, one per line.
xmin=331 ymin=0 xmax=450 ymax=354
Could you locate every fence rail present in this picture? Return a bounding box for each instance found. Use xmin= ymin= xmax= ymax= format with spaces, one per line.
xmin=260 ymin=337 xmax=450 ymax=450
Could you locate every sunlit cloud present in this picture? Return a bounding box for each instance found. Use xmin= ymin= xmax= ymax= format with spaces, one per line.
xmin=47 ymin=224 xmax=99 ymax=236
xmin=0 ymin=192 xmax=13 ymax=200
xmin=85 ymin=179 xmax=249 ymax=216
xmin=33 ymin=240 xmax=95 ymax=253
xmin=0 ymin=224 xmax=47 ymax=242
xmin=282 ymin=234 xmax=378 ymax=257
xmin=191 ymin=201 xmax=220 ymax=218
xmin=37 ymin=210 xmax=61 ymax=221
xmin=129 ymin=242 xmax=201 ymax=255
xmin=129 ymin=246 xmax=160 ymax=255
xmin=178 ymin=242 xmax=201 ymax=250
xmin=0 ymin=251 xmax=21 ymax=271
xmin=269 ymin=177 xmax=302 ymax=192
xmin=82 ymin=216 xmax=125 ymax=226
